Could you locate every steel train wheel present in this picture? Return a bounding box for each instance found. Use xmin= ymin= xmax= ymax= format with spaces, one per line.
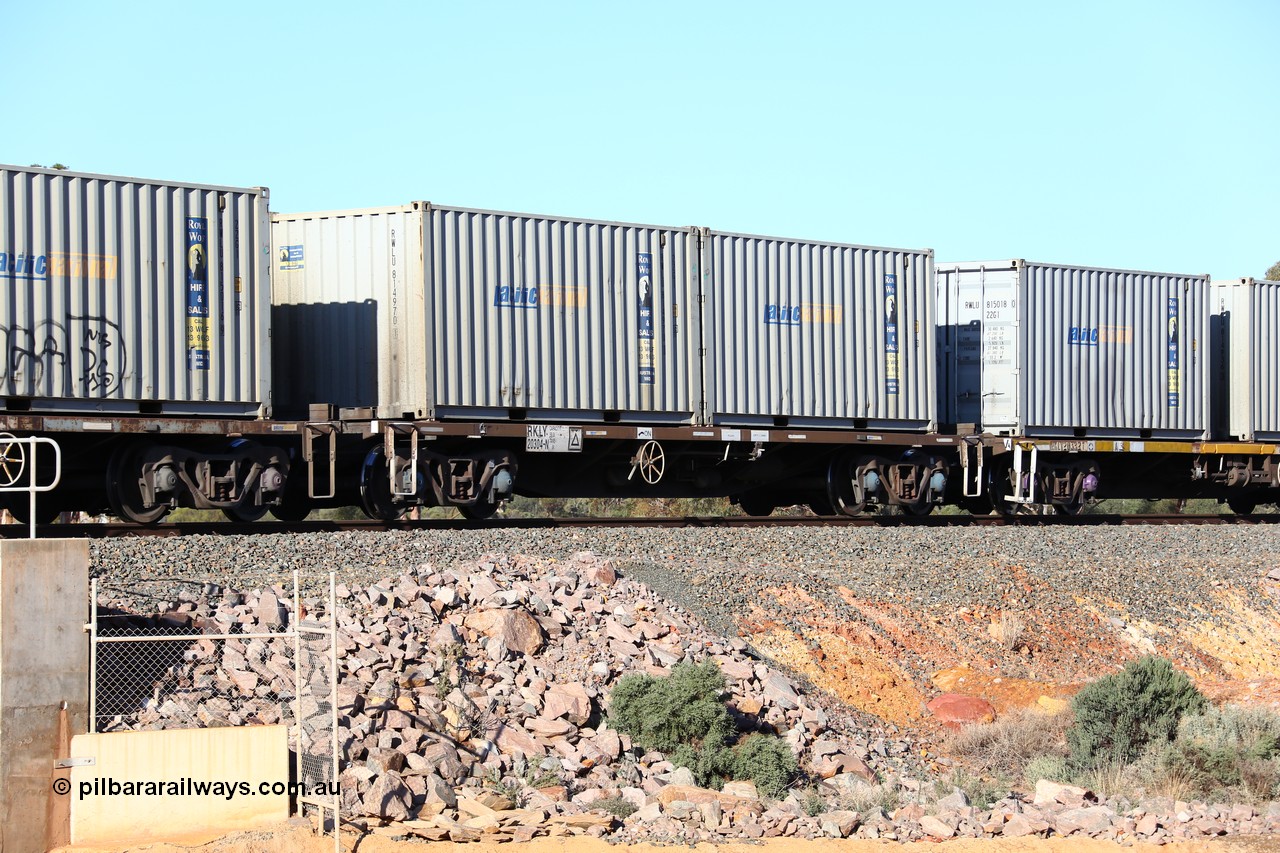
xmin=1227 ymin=496 xmax=1258 ymax=515
xmin=458 ymin=501 xmax=498 ymax=521
xmin=269 ymin=501 xmax=313 ymax=522
xmin=0 ymin=433 xmax=26 ymax=488
xmin=105 ymin=445 xmax=169 ymax=524
xmin=222 ymin=503 xmax=270 ymax=523
xmin=1054 ymin=500 xmax=1086 ymax=516
xmin=358 ymin=445 xmax=406 ymax=521
xmin=0 ymin=494 xmax=63 ymax=525
xmin=808 ymin=496 xmax=836 ymax=516
xmin=826 ymin=453 xmax=867 ymax=517
xmin=736 ymin=493 xmax=774 ymax=517
xmin=990 ymin=461 xmax=1023 ymax=517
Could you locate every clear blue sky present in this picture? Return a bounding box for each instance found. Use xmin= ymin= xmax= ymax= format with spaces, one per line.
xmin=5 ymin=1 xmax=1277 ymax=277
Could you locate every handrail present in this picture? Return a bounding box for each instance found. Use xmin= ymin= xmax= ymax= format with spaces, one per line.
xmin=0 ymin=436 xmax=63 ymax=538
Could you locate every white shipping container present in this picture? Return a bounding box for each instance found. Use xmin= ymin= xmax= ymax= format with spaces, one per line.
xmin=937 ymin=260 xmax=1209 ymax=438
xmin=271 ymin=205 xmax=427 ymax=419
xmin=0 ymin=165 xmax=271 ymax=416
xmin=272 ymin=204 xmax=701 ymax=422
xmin=703 ymin=232 xmax=935 ymax=430
xmin=1211 ymin=278 xmax=1280 ymax=442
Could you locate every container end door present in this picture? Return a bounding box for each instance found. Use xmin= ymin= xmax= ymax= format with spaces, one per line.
xmin=979 ymin=271 xmax=1019 ymax=431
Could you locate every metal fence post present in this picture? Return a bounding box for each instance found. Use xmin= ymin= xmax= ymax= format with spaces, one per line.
xmin=89 ymin=577 xmax=97 ymax=734
xmin=329 ymin=570 xmax=339 ymax=850
xmin=27 ymin=440 xmax=36 ymax=539
xmin=292 ymin=569 xmax=301 ymax=809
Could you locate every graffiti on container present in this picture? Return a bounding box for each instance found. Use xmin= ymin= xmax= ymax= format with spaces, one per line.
xmin=0 ymin=315 xmax=127 ymax=395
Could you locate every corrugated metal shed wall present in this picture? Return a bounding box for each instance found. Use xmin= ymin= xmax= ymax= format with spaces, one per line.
xmin=424 ymin=206 xmax=699 ymax=421
xmin=270 ymin=206 xmax=427 ymax=419
xmin=704 ymin=232 xmax=935 ymax=429
xmin=0 ymin=165 xmax=269 ymax=416
xmin=1021 ymin=262 xmax=1209 ymax=438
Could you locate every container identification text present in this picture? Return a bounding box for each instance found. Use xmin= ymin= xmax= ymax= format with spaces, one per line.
xmin=526 ymin=425 xmax=583 ymax=453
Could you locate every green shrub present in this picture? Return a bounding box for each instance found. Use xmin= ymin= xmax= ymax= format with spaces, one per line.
xmin=670 ymin=728 xmax=798 ymax=796
xmin=596 ymin=795 xmax=638 ymax=819
xmin=671 ymin=728 xmax=736 ymax=789
xmin=731 ymin=734 xmax=798 ymax=799
xmin=1154 ymin=705 xmax=1280 ymax=802
xmin=609 ymin=661 xmax=798 ymax=799
xmin=801 ymin=786 xmax=826 ymax=816
xmin=609 ymin=660 xmax=734 ymax=754
xmin=1023 ymin=754 xmax=1070 ymax=789
xmin=1068 ymin=656 xmax=1205 ymax=770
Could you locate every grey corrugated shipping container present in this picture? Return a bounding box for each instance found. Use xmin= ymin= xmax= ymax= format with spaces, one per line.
xmin=702 ymin=232 xmax=935 ymax=430
xmin=0 ymin=164 xmax=271 ymax=416
xmin=272 ymin=204 xmax=701 ymax=422
xmin=937 ymin=260 xmax=1209 ymax=439
xmin=1211 ymin=278 xmax=1280 ymax=441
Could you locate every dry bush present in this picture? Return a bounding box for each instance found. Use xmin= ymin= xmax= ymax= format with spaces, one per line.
xmin=834 ymin=780 xmax=902 ymax=814
xmin=935 ymin=767 xmax=1011 ymax=809
xmin=1071 ymin=760 xmax=1151 ymax=802
xmin=944 ymin=707 xmax=1071 ymax=778
xmin=1148 ymin=704 xmax=1280 ymax=803
xmin=989 ymin=611 xmax=1026 ymax=650
xmin=1023 ymin=754 xmax=1069 ymax=788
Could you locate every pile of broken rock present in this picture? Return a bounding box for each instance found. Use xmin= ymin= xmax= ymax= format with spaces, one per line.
xmin=326 ymin=551 xmax=918 ymax=841
xmin=96 ymin=551 xmax=1280 ymax=843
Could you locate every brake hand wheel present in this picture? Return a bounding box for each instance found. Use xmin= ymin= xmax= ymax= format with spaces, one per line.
xmin=0 ymin=433 xmax=26 ymax=488
xmin=628 ymin=440 xmax=665 ymax=485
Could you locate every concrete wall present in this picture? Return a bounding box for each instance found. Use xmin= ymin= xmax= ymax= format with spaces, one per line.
xmin=69 ymin=725 xmax=289 ymax=844
xmin=0 ymin=538 xmax=89 ymax=853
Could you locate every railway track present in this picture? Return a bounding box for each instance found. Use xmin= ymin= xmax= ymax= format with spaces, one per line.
xmin=2 ymin=512 xmax=1278 ymax=538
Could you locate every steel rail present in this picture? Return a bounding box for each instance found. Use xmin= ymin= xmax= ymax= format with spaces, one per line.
xmin=3 ymin=512 xmax=1278 ymax=538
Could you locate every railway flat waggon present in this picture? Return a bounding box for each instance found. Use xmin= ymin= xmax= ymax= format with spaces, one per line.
xmin=271 ymin=204 xmax=946 ymax=519
xmin=938 ymin=260 xmax=1277 ymax=515
xmin=1 ymin=162 xmax=1276 ymax=525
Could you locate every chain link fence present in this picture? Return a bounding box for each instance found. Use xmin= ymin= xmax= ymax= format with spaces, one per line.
xmin=296 ymin=574 xmax=340 ymax=839
xmin=89 ymin=571 xmax=339 ymax=845
xmin=90 ymin=577 xmax=298 ymax=732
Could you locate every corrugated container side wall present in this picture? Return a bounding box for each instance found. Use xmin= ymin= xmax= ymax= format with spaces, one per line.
xmin=0 ymin=165 xmax=269 ymax=416
xmin=935 ymin=264 xmax=996 ymax=429
xmin=424 ymin=207 xmax=698 ymax=422
xmin=270 ymin=207 xmax=427 ymax=419
xmin=1212 ymin=278 xmax=1280 ymax=442
xmin=705 ymin=233 xmax=935 ymax=429
xmin=1021 ymin=263 xmax=1209 ymax=438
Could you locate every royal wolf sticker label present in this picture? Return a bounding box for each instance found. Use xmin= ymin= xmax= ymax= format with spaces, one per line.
xmin=186 ymin=217 xmax=209 ymax=371
xmin=1166 ymin=297 xmax=1179 ymax=407
xmin=884 ymin=273 xmax=899 ymax=395
xmin=278 ymin=245 xmax=304 ymax=270
xmin=637 ymin=252 xmax=655 ymax=386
